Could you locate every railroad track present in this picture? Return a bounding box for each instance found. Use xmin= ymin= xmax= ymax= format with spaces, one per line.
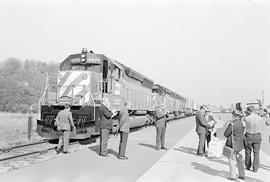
xmin=0 ymin=139 xmax=57 ymax=162
xmin=0 ymin=138 xmax=96 ymax=163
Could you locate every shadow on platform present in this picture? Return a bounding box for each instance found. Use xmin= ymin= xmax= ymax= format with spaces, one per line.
xmin=191 ymin=162 xmax=264 ymax=182
xmin=139 ymin=143 xmax=156 ymax=150
xmin=191 ymin=161 xmax=228 ymax=178
xmin=88 ymin=145 xmax=118 ymax=158
xmin=207 ymin=157 xmax=229 ymax=166
xmin=173 ymin=146 xmax=229 ymax=166
xmin=78 ymin=138 xmax=96 ymax=145
xmin=173 ymin=146 xmax=197 ymax=156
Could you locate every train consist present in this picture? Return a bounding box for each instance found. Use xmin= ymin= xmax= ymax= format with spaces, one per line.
xmin=37 ymin=49 xmax=198 ymax=139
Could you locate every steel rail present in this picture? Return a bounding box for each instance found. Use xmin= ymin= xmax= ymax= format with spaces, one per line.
xmin=0 ymin=139 xmax=54 ymax=152
xmin=0 ymin=137 xmax=97 ymax=162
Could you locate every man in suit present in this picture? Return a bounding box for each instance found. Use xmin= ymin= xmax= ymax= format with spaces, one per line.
xmin=195 ymin=105 xmax=210 ymax=156
xmin=99 ymin=98 xmax=116 ymax=157
xmin=118 ymin=101 xmax=130 ymax=160
xmin=55 ymin=104 xmax=76 ymax=154
xmin=155 ymin=103 xmax=168 ymax=151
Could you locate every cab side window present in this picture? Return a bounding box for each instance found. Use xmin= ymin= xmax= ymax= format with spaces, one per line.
xmin=113 ymin=66 xmax=121 ymax=81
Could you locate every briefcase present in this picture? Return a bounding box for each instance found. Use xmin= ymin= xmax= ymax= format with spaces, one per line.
xmin=223 ymin=146 xmax=234 ymax=159
xmin=207 ymin=138 xmax=223 ymax=158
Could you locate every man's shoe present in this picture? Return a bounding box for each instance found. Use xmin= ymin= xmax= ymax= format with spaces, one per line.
xmin=155 ymin=147 xmax=160 ymax=151
xmin=100 ymin=154 xmax=109 ymax=157
xmin=118 ymin=156 xmax=128 ymax=160
xmin=253 ymin=169 xmax=258 ymax=173
xmin=161 ymin=146 xmax=168 ymax=150
xmin=197 ymin=153 xmax=206 ymax=157
xmin=63 ymin=151 xmax=70 ymax=154
xmin=227 ymin=177 xmax=237 ymax=181
xmin=238 ymin=176 xmax=245 ymax=180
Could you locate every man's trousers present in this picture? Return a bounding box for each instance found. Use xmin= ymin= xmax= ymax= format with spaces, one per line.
xmin=228 ymin=152 xmax=245 ymax=179
xmin=197 ymin=132 xmax=206 ymax=154
xmin=156 ymin=126 xmax=166 ymax=149
xmin=100 ymin=128 xmax=110 ymax=156
xmin=119 ymin=131 xmax=128 ymax=157
xmin=245 ymin=133 xmax=262 ymax=172
xmin=57 ymin=130 xmax=71 ymax=152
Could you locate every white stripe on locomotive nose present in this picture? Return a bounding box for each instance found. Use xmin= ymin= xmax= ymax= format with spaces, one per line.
xmin=65 ymin=77 xmax=90 ymax=96
xmin=59 ymin=73 xmax=91 ymax=98
xmin=59 ymin=72 xmax=81 ymax=97
xmin=62 ymin=71 xmax=82 ymax=86
xmin=58 ymin=72 xmax=85 ymax=97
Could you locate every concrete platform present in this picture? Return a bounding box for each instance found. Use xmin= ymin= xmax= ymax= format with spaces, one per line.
xmin=137 ymin=126 xmax=270 ymax=182
xmin=0 ymin=117 xmax=195 ymax=182
xmin=1 ymin=115 xmax=269 ymax=182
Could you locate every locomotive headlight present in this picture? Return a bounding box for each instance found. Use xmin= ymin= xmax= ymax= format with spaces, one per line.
xmin=81 ymin=54 xmax=86 ymax=63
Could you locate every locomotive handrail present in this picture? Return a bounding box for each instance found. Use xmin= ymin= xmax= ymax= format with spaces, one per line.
xmin=38 ymin=73 xmax=49 ymax=119
xmin=85 ymin=86 xmax=96 ymax=121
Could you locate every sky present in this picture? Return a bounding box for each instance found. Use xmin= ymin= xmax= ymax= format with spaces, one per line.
xmin=0 ymin=0 xmax=269 ymax=107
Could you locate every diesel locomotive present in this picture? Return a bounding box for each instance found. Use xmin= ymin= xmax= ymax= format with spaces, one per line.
xmin=37 ymin=49 xmax=191 ymax=139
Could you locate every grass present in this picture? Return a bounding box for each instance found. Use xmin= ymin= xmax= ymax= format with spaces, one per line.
xmin=0 ymin=112 xmax=42 ymax=148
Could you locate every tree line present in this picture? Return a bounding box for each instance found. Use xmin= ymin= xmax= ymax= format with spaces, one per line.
xmin=0 ymin=58 xmax=59 ymax=113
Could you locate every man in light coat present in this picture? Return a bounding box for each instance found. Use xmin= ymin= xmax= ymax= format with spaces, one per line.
xmin=55 ymin=104 xmax=76 ymax=154
xmin=244 ymin=106 xmax=263 ymax=172
xmin=155 ymin=103 xmax=168 ymax=151
xmin=118 ymin=101 xmax=130 ymax=160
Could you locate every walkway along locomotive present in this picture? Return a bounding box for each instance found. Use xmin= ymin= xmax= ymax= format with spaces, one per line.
xmin=36 ymin=49 xmax=190 ymax=139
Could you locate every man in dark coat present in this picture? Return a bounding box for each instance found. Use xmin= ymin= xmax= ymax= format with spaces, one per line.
xmin=55 ymin=104 xmax=76 ymax=154
xmin=99 ymin=98 xmax=115 ymax=157
xmin=155 ymin=103 xmax=168 ymax=151
xmin=118 ymin=101 xmax=130 ymax=160
xmin=195 ymin=105 xmax=210 ymax=156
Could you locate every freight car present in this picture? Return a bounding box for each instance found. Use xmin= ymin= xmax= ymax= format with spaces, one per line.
xmin=37 ymin=49 xmax=186 ymax=139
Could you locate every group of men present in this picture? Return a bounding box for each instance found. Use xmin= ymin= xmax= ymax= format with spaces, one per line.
xmin=98 ymin=98 xmax=130 ymax=159
xmin=195 ymin=103 xmax=270 ymax=173
xmin=54 ymin=98 xmax=169 ymax=159
xmin=195 ymin=105 xmax=216 ymax=156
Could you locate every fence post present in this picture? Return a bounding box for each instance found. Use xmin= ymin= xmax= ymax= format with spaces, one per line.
xmin=28 ymin=105 xmax=33 ymax=143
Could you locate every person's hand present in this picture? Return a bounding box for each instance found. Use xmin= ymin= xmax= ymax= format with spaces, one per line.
xmin=72 ymin=125 xmax=76 ymax=131
xmin=57 ymin=125 xmax=60 ymax=131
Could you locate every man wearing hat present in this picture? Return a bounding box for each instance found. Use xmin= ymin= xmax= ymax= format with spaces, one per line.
xmin=244 ymin=105 xmax=263 ymax=172
xmin=155 ymin=103 xmax=168 ymax=150
xmin=195 ymin=105 xmax=211 ymax=156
